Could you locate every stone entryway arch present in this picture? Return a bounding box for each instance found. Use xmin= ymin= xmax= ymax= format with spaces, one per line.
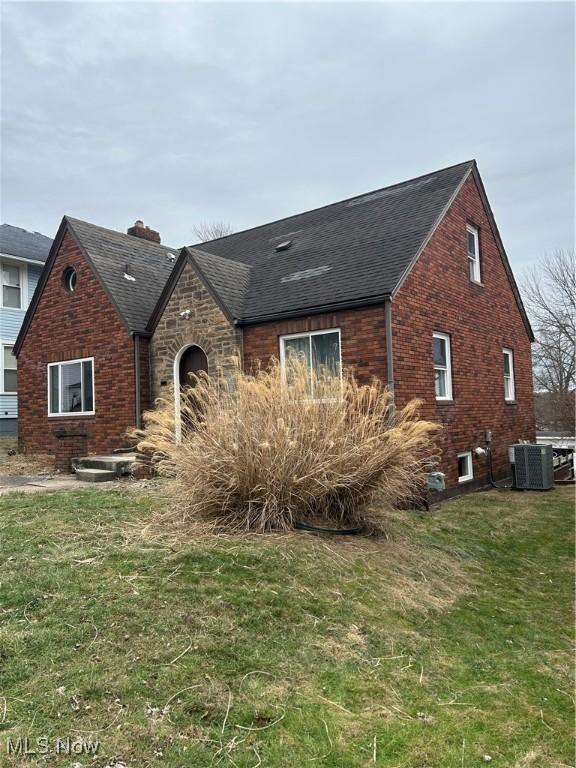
xmin=174 ymin=343 xmax=209 ymax=440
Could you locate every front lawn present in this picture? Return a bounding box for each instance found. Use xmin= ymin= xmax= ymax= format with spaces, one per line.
xmin=0 ymin=486 xmax=573 ymax=767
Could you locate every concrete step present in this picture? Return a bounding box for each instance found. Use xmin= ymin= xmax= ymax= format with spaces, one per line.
xmin=72 ymin=454 xmax=137 ymax=477
xmin=75 ymin=468 xmax=117 ymax=483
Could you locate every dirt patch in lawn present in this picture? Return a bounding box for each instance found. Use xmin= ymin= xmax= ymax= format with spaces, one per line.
xmin=0 ymin=451 xmax=56 ymax=476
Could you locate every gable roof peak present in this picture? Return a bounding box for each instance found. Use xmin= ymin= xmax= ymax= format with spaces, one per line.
xmin=61 ymin=216 xmax=179 ymax=333
xmin=190 ymin=159 xmax=476 ymax=250
xmin=187 ymin=160 xmax=475 ymax=322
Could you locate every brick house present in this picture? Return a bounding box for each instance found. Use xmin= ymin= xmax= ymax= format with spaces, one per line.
xmin=15 ymin=160 xmax=535 ymax=490
xmin=14 ymin=219 xmax=174 ymax=467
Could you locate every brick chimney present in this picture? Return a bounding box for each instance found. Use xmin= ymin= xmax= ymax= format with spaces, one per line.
xmin=127 ymin=219 xmax=161 ymax=244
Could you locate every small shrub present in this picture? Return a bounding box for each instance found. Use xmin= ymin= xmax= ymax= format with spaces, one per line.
xmin=134 ymin=359 xmax=440 ymax=533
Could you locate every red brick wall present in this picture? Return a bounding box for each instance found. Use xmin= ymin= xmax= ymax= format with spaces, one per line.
xmin=242 ymin=306 xmax=388 ymax=384
xmin=392 ymin=173 xmax=535 ymax=489
xmin=17 ymin=229 xmax=138 ymax=470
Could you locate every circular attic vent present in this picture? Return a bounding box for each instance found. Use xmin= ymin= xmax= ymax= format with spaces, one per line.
xmin=63 ymin=267 xmax=77 ymax=293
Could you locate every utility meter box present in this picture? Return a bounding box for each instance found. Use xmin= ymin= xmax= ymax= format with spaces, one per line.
xmin=426 ymin=471 xmax=446 ymax=492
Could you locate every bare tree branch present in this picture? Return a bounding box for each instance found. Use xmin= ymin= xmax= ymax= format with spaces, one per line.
xmin=193 ymin=221 xmax=233 ymax=242
xmin=522 ymin=250 xmax=575 ymax=348
xmin=521 ymin=249 xmax=575 ymax=433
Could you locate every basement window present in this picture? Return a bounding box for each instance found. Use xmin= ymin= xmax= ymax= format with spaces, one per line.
xmin=48 ymin=357 xmax=95 ymax=416
xmin=280 ymin=329 xmax=342 ymax=398
xmin=457 ymin=451 xmax=473 ymax=483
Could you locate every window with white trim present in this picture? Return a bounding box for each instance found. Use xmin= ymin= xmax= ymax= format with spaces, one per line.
xmin=48 ymin=358 xmax=95 ymax=416
xmin=2 ymin=345 xmax=17 ymax=393
xmin=1 ymin=261 xmax=22 ymax=309
xmin=466 ymin=224 xmax=481 ymax=283
xmin=63 ymin=267 xmax=77 ymax=293
xmin=503 ymin=348 xmax=515 ymax=401
xmin=457 ymin=451 xmax=473 ymax=483
xmin=280 ymin=329 xmax=341 ymax=397
xmin=433 ymin=332 xmax=453 ymax=400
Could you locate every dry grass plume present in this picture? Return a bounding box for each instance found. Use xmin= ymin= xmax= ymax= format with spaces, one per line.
xmin=133 ymin=358 xmax=440 ymax=534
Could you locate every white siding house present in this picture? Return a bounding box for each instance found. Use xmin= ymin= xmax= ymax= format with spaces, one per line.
xmin=0 ymin=225 xmax=52 ymax=436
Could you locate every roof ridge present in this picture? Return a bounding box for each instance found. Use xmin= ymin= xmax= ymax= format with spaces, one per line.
xmin=1 ymin=223 xmax=53 ymax=239
xmin=189 ymin=245 xmax=252 ymax=270
xmin=188 ymin=246 xmax=252 ymax=319
xmin=190 ymin=159 xmax=476 ymax=248
xmin=64 ymin=215 xmax=178 ymax=253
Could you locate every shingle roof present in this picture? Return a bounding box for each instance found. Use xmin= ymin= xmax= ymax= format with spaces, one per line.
xmin=16 ymin=159 xmax=533 ymax=353
xmin=0 ymin=223 xmax=52 ymax=263
xmin=66 ymin=217 xmax=178 ymax=333
xmin=189 ymin=160 xmax=474 ymax=322
xmin=189 ymin=247 xmax=251 ymax=320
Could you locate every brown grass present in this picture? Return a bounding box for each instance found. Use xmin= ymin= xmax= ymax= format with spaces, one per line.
xmin=0 ymin=451 xmax=56 ymax=476
xmin=134 ymin=358 xmax=440 ymax=534
xmin=511 ymin=749 xmax=554 ymax=768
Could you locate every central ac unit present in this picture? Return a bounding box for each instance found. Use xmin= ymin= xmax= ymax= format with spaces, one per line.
xmin=510 ymin=444 xmax=554 ymax=491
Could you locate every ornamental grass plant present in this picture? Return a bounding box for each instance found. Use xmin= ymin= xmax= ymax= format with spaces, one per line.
xmin=134 ymin=358 xmax=440 ymax=534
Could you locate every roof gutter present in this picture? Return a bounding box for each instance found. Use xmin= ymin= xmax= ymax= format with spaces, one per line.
xmin=0 ymin=252 xmax=49 ymax=265
xmin=237 ymin=294 xmax=391 ymax=326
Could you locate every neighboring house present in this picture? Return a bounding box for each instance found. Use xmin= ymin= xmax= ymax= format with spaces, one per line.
xmin=15 ymin=161 xmax=535 ymax=491
xmin=0 ymin=224 xmax=52 ymax=436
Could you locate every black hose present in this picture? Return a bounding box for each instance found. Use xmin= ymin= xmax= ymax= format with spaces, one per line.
xmin=293 ymin=521 xmax=365 ymax=536
xmin=487 ymin=447 xmax=513 ymax=490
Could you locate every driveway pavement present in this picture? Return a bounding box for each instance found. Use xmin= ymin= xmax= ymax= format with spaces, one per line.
xmin=0 ymin=475 xmax=94 ymax=495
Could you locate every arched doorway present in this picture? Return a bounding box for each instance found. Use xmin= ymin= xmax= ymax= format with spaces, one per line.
xmin=174 ymin=344 xmax=208 ymax=439
xmin=179 ymin=345 xmax=208 ymax=391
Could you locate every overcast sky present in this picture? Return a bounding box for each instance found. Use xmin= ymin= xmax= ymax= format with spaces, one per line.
xmin=1 ymin=1 xmax=574 ymax=273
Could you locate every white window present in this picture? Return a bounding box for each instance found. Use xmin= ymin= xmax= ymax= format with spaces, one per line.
xmin=1 ymin=345 xmax=17 ymax=393
xmin=466 ymin=224 xmax=481 ymax=283
xmin=279 ymin=329 xmax=342 ymax=397
xmin=457 ymin=451 xmax=473 ymax=483
xmin=503 ymin=348 xmax=515 ymax=401
xmin=433 ymin=332 xmax=453 ymax=400
xmin=48 ymin=358 xmax=95 ymax=416
xmin=1 ymin=261 xmax=22 ymax=309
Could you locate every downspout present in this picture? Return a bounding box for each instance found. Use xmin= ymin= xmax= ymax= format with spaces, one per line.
xmin=233 ymin=317 xmax=244 ymax=373
xmin=133 ymin=333 xmax=142 ymax=429
xmin=384 ymin=298 xmax=395 ymax=407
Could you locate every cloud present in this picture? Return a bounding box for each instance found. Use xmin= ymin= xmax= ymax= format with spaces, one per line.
xmin=1 ymin=1 xmax=574 ymax=270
